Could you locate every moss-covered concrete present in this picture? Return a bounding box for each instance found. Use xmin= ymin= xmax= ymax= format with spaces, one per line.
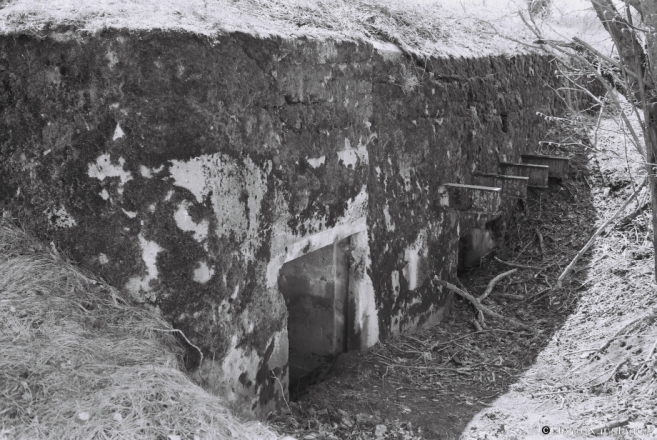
xmin=0 ymin=30 xmax=562 ymax=417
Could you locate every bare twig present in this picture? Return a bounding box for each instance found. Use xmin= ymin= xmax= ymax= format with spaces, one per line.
xmin=617 ymin=201 xmax=650 ymax=228
xmin=572 ymin=36 xmax=641 ymax=83
xmin=494 ymin=257 xmax=538 ymax=270
xmin=557 ymin=177 xmax=647 ymax=288
xmin=434 ymin=278 xmax=532 ymax=331
xmin=152 ymin=327 xmax=204 ymax=367
xmin=477 ymin=269 xmax=517 ymax=302
xmin=528 ymin=287 xmax=553 ymax=303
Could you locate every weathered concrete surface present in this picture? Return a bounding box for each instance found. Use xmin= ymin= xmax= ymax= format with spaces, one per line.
xmin=521 ymin=154 xmax=570 ymax=179
xmin=438 ymin=184 xmax=501 ymax=213
xmin=500 ymin=162 xmax=550 ymax=188
xmin=473 ymin=173 xmax=529 ymax=199
xmin=0 ymin=30 xmax=562 ymax=416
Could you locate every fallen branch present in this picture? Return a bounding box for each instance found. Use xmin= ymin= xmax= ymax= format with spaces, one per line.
xmin=527 ymin=287 xmax=553 ymax=303
xmin=557 ymin=178 xmax=647 ymax=288
xmin=494 ymin=257 xmax=538 ymax=270
xmin=617 ymin=201 xmax=650 ymax=228
xmin=477 ymin=269 xmax=517 ymax=302
xmin=434 ymin=278 xmax=532 ymax=331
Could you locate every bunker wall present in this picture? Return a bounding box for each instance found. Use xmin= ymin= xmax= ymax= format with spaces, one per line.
xmin=0 ymin=31 xmax=561 ymax=416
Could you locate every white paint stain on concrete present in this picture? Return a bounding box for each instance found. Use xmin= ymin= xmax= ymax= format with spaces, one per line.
xmin=125 ymin=234 xmax=163 ymax=296
xmin=306 ymin=155 xmax=326 ymax=168
xmin=267 ymin=186 xmax=369 ymax=288
xmin=88 ymin=154 xmax=133 ymax=195
xmin=383 ymin=203 xmax=395 ymax=232
xmin=44 ymin=206 xmax=76 ymax=229
xmin=350 ymin=230 xmax=379 ymax=349
xmin=173 ymin=201 xmax=209 ymax=244
xmin=391 ymin=270 xmax=400 ymax=299
xmin=193 ymin=330 xmax=288 ymax=416
xmin=337 ymin=144 xmax=369 ymax=168
xmin=122 ymin=209 xmax=137 ymax=218
xmin=193 ymin=261 xmax=214 ymax=284
xmin=436 ymin=185 xmax=450 ymax=207
xmin=390 ymin=270 xmax=403 ymax=335
xmin=140 ymin=165 xmax=152 ymax=178
xmin=169 ymin=153 xmax=270 ymax=261
xmin=112 ymin=123 xmax=125 ymax=141
xmin=168 ymin=158 xmax=207 ymax=203
xmin=402 ymin=229 xmax=428 ymax=291
xmin=106 ymin=50 xmax=119 ymax=69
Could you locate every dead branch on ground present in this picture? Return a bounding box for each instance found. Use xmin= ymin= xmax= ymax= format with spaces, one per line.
xmin=494 ymin=257 xmax=539 ymax=270
xmin=556 ymin=177 xmax=647 ymax=288
xmin=477 ymin=269 xmax=518 ymax=302
xmin=617 ymin=200 xmax=650 ymax=228
xmin=434 ymin=278 xmax=532 ymax=331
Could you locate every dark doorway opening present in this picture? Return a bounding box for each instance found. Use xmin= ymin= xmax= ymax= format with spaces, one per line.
xmin=278 ymin=237 xmax=351 ymax=399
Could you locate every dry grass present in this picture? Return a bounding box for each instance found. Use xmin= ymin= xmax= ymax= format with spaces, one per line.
xmin=0 ymin=219 xmax=279 ymax=440
xmin=0 ymin=0 xmax=535 ymax=57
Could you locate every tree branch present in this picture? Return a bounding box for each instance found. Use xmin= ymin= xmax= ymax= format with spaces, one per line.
xmin=434 ymin=278 xmax=532 ymax=330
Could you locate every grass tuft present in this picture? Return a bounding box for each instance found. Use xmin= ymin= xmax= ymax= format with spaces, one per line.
xmin=0 ymin=219 xmax=279 ymax=440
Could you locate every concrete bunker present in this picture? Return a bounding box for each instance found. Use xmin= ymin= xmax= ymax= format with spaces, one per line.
xmin=0 ymin=27 xmax=570 ymax=415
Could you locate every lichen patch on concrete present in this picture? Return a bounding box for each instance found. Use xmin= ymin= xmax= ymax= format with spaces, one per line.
xmin=124 ymin=234 xmax=164 ymax=299
xmin=169 ymin=153 xmax=269 ymax=260
xmin=44 ymin=206 xmax=77 ymax=229
xmin=112 ymin=123 xmax=125 ymax=141
xmin=193 ymin=261 xmax=214 ymax=284
xmin=306 ymin=155 xmax=326 ymax=168
xmin=87 ymin=154 xmax=133 ymax=195
xmin=174 ymin=201 xmax=209 ymax=244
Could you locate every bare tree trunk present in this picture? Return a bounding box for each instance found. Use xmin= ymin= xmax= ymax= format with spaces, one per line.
xmin=644 ymin=107 xmax=657 ymax=277
xmin=592 ymin=0 xmax=657 ymax=280
xmin=639 ymin=0 xmax=657 ymax=279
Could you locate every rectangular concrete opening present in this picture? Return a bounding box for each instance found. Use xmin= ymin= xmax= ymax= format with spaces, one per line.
xmin=278 ymin=236 xmax=352 ymax=395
